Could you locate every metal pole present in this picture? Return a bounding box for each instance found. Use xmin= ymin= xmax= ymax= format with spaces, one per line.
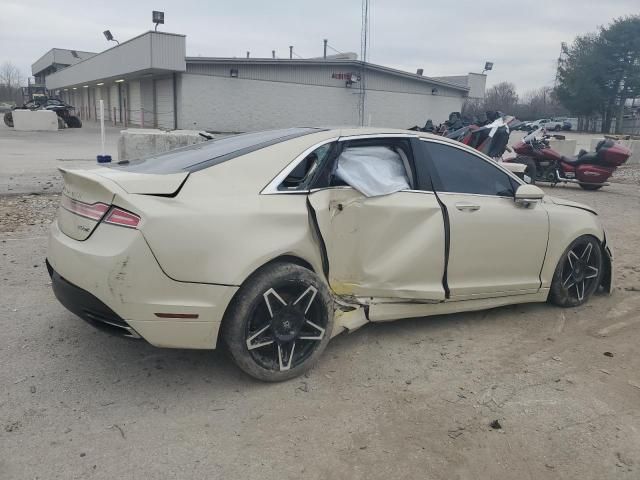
xmin=272 ymin=50 xmax=276 ymax=59
xmin=323 ymin=39 xmax=328 ymax=59
xmin=99 ymin=100 xmax=105 ymax=156
xmin=289 ymin=46 xmax=293 ymax=59
xmin=246 ymin=51 xmax=250 ymax=58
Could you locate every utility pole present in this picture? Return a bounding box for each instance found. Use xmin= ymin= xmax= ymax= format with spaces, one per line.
xmin=289 ymin=46 xmax=293 ymax=59
xmin=323 ymin=39 xmax=328 ymax=59
xmin=359 ymin=0 xmax=370 ymax=126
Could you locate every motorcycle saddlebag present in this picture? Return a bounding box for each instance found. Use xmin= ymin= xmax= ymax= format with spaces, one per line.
xmin=596 ymin=140 xmax=632 ymax=166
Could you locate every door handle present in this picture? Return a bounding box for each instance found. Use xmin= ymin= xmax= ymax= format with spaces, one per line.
xmin=455 ymin=202 xmax=480 ymax=212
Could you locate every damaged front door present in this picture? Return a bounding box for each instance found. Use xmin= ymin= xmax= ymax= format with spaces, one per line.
xmin=307 ymin=188 xmax=446 ymax=301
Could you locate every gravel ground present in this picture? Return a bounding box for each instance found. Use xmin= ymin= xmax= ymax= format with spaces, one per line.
xmin=1 ymin=126 xmax=640 ymax=480
xmin=611 ymin=164 xmax=640 ymax=185
xmin=0 ymin=193 xmax=59 ymax=234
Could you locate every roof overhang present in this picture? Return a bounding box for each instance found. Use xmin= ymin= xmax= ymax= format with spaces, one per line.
xmin=46 ymin=31 xmax=186 ymax=90
xmin=186 ymin=57 xmax=470 ymax=92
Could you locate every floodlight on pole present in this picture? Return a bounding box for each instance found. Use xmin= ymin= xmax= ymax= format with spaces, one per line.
xmin=482 ymin=61 xmax=494 ymax=74
xmin=152 ymin=11 xmax=165 ymax=31
xmin=103 ymin=30 xmax=119 ymax=45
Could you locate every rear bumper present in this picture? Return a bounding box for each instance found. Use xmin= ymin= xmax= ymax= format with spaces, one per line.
xmin=47 ymin=219 xmax=239 ymax=349
xmin=47 ymin=260 xmax=141 ymax=339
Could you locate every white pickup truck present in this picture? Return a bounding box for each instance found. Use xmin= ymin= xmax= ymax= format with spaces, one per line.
xmin=528 ymin=118 xmax=565 ymax=131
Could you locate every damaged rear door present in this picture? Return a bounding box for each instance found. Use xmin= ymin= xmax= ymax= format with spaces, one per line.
xmin=307 ymin=188 xmax=446 ymax=301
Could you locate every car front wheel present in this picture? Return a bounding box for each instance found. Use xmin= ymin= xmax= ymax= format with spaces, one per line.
xmin=549 ymin=235 xmax=603 ymax=307
xmin=222 ymin=262 xmax=334 ymax=381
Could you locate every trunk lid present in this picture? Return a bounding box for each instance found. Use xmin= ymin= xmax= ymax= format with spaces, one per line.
xmin=93 ymin=169 xmax=188 ymax=195
xmin=57 ymin=167 xmax=187 ymax=240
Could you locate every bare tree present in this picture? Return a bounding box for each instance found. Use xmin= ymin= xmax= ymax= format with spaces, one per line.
xmin=517 ymin=87 xmax=568 ymax=120
xmin=0 ymin=62 xmax=22 ymax=89
xmin=0 ymin=61 xmax=23 ymax=104
xmin=484 ymin=82 xmax=518 ymax=113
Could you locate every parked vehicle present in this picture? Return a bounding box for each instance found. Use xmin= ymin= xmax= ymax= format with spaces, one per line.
xmin=527 ymin=118 xmax=565 ymax=132
xmin=514 ymin=121 xmax=533 ymax=131
xmin=3 ymin=97 xmax=82 ymax=128
xmin=47 ymin=127 xmax=613 ymax=381
xmin=504 ymin=130 xmax=631 ymax=190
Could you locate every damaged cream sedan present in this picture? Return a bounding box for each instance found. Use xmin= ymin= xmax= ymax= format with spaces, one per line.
xmin=47 ymin=127 xmax=613 ymax=381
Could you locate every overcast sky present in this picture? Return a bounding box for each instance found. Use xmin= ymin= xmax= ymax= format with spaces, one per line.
xmin=1 ymin=0 xmax=637 ymax=93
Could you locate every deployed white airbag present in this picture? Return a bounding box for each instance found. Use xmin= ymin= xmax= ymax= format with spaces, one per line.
xmin=335 ymin=146 xmax=410 ymax=197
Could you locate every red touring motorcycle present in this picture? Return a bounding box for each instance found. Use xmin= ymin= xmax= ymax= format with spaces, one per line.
xmin=504 ymin=130 xmax=631 ymax=190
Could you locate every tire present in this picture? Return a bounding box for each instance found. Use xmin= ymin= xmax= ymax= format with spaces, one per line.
xmin=549 ymin=235 xmax=603 ymax=308
xmin=222 ymin=262 xmax=334 ymax=382
xmin=66 ymin=116 xmax=82 ymax=128
xmin=4 ymin=111 xmax=13 ymax=128
xmin=579 ymin=183 xmax=603 ymax=191
xmin=554 ymin=125 xmax=562 ymax=131
xmin=57 ymin=117 xmax=66 ymax=129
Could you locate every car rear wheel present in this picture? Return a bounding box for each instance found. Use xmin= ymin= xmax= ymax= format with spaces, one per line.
xmin=66 ymin=116 xmax=82 ymax=128
xmin=222 ymin=262 xmax=334 ymax=381
xmin=549 ymin=235 xmax=603 ymax=307
xmin=4 ymin=111 xmax=13 ymax=127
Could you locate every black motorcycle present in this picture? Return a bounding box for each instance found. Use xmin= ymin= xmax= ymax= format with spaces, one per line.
xmin=4 ymin=98 xmax=82 ymax=129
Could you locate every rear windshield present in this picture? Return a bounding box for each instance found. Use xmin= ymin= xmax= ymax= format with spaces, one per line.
xmin=109 ymin=128 xmax=323 ymax=174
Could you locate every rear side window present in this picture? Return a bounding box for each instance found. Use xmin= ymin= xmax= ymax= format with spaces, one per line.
xmin=110 ymin=128 xmax=322 ymax=174
xmin=279 ymin=143 xmax=333 ymax=191
xmin=422 ymin=141 xmax=515 ymax=197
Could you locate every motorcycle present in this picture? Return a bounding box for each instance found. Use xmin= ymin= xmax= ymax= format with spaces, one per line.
xmin=409 ymin=112 xmax=530 ymax=180
xmin=4 ymin=98 xmax=82 ymax=129
xmin=504 ymin=130 xmax=631 ymax=190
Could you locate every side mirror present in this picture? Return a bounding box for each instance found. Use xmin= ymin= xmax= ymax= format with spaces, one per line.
xmin=515 ymin=184 xmax=544 ymax=206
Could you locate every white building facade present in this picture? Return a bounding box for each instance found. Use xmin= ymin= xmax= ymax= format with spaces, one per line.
xmin=36 ymin=31 xmax=473 ymax=132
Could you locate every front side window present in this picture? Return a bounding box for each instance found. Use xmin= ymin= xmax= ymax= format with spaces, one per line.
xmin=308 ymin=137 xmax=416 ymax=195
xmin=421 ymin=141 xmax=515 ymax=197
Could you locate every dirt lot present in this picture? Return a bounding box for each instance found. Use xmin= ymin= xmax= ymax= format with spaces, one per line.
xmin=1 ymin=125 xmax=640 ymax=479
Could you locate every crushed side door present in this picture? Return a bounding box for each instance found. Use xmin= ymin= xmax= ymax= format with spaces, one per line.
xmin=307 ymin=188 xmax=447 ymax=302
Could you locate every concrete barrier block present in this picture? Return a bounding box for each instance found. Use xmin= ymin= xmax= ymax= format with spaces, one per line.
xmin=118 ymin=129 xmax=210 ymax=161
xmin=590 ymin=138 xmax=640 ymax=165
xmin=548 ymin=139 xmax=577 ymax=157
xmin=13 ymin=110 xmax=59 ymax=131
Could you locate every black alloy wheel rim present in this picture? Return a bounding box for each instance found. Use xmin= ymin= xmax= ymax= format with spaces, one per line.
xmin=560 ymin=240 xmax=600 ymax=302
xmin=245 ymin=281 xmax=327 ymax=372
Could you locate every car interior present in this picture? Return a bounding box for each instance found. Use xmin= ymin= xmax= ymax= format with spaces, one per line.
xmin=279 ymin=138 xmax=415 ymax=194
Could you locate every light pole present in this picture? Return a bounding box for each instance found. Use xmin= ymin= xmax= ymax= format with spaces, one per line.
xmin=103 ymin=30 xmax=119 ymax=45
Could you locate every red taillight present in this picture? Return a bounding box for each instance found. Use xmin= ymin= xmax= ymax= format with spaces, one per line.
xmin=103 ymin=207 xmax=141 ymax=229
xmin=61 ymin=196 xmax=109 ymax=221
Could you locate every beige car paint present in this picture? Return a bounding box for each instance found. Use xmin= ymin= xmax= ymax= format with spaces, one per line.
xmin=308 ymin=188 xmax=446 ymax=301
xmin=436 ymin=192 xmax=549 ymax=299
xmin=93 ymin=169 xmax=189 ymax=195
xmin=48 ymin=127 xmax=611 ymax=351
xmin=538 ymin=197 xmax=606 ymax=289
xmin=48 ymin=219 xmax=237 ymax=349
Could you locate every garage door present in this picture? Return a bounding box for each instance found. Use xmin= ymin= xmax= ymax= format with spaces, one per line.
xmin=128 ymin=80 xmax=141 ymax=126
xmin=110 ymin=84 xmax=120 ymax=123
xmin=155 ymin=78 xmax=174 ymax=129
